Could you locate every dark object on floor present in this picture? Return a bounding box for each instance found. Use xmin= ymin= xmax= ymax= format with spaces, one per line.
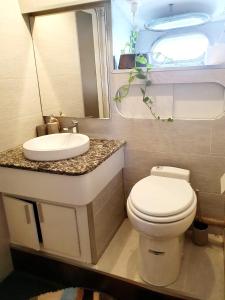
xmin=30 ymin=287 xmax=116 ymax=300
xmin=11 ymin=248 xmax=191 ymax=300
xmin=192 ymin=220 xmax=208 ymax=246
xmin=0 ymin=271 xmax=64 ymax=300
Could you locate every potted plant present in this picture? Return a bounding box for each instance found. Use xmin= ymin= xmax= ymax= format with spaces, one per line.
xmin=114 ymin=56 xmax=173 ymax=121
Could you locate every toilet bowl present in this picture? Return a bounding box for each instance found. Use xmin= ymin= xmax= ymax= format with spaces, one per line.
xmin=127 ymin=166 xmax=197 ymax=286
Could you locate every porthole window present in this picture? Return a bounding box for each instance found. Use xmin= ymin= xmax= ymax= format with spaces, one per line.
xmin=151 ymin=33 xmax=209 ymax=66
xmin=146 ymin=13 xmax=210 ymax=31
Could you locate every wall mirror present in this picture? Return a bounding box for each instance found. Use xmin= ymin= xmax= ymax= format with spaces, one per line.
xmin=112 ymin=0 xmax=225 ymax=71
xmin=30 ymin=3 xmax=110 ymax=119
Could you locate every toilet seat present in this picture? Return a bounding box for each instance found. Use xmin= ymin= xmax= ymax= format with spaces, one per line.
xmin=128 ymin=175 xmax=197 ymax=223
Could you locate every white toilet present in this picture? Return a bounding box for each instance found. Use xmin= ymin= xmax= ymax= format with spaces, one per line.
xmin=127 ymin=166 xmax=197 ymax=286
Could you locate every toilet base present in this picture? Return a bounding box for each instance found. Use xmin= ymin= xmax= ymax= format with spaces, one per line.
xmin=139 ymin=234 xmax=184 ymax=286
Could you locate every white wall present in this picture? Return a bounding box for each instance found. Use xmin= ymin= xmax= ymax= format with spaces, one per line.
xmin=0 ymin=0 xmax=43 ymax=280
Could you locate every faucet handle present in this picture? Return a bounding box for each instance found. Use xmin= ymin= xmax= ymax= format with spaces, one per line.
xmin=72 ymin=120 xmax=79 ymax=133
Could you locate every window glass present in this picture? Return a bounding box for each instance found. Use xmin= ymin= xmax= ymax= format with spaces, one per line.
xmin=147 ymin=13 xmax=209 ymax=31
xmin=152 ymin=33 xmax=209 ymax=65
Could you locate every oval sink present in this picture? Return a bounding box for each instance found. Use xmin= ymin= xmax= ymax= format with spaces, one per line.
xmin=23 ymin=133 xmax=90 ymax=161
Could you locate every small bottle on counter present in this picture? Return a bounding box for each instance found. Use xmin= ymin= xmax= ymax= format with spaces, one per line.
xmin=47 ymin=122 xmax=59 ymax=134
xmin=36 ymin=124 xmax=47 ymax=136
xmin=47 ymin=115 xmax=60 ymax=134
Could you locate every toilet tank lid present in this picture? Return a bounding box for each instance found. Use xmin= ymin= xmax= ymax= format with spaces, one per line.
xmin=129 ymin=175 xmax=195 ymax=217
xmin=151 ymin=166 xmax=190 ymax=182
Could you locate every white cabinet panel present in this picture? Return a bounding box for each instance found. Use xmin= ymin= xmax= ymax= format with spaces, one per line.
xmin=3 ymin=196 xmax=40 ymax=250
xmin=18 ymin=0 xmax=103 ymax=14
xmin=38 ymin=203 xmax=80 ymax=258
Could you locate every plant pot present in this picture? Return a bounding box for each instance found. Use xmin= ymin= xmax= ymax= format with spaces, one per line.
xmin=192 ymin=220 xmax=208 ymax=246
xmin=119 ymin=54 xmax=135 ymax=69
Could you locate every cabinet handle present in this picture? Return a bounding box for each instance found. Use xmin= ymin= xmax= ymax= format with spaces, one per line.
xmin=24 ymin=205 xmax=31 ymax=224
xmin=37 ymin=203 xmax=44 ymax=223
xmin=148 ymin=249 xmax=165 ymax=255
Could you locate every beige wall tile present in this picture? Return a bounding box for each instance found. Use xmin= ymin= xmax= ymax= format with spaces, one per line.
xmin=0 ymin=1 xmax=37 ymax=79
xmin=211 ymin=117 xmax=225 ymax=156
xmin=197 ymin=192 xmax=224 ymax=221
xmin=0 ymin=78 xmax=42 ymax=121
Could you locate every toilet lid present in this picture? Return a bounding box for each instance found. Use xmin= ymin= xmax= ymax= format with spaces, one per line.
xmin=130 ymin=175 xmax=194 ymax=217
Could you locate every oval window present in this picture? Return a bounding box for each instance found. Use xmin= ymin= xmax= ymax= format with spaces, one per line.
xmin=146 ymin=13 xmax=209 ymax=31
xmin=152 ymin=33 xmax=209 ymax=65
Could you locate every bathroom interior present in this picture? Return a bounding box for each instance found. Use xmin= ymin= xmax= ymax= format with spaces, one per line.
xmin=0 ymin=0 xmax=224 ymax=299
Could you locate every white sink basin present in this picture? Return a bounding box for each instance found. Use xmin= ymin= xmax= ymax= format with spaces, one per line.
xmin=23 ymin=133 xmax=90 ymax=161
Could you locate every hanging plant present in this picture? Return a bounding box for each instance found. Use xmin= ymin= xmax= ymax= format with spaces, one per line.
xmin=114 ymin=55 xmax=173 ymax=122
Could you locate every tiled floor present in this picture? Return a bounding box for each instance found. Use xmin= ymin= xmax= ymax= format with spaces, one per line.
xmin=93 ymin=219 xmax=224 ymax=300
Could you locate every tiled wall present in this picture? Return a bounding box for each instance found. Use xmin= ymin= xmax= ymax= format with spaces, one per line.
xmin=75 ymin=77 xmax=225 ymax=232
xmin=0 ymin=0 xmax=43 ymax=152
xmin=14 ymin=0 xmax=225 ymax=235
xmin=0 ymin=0 xmax=43 ymax=279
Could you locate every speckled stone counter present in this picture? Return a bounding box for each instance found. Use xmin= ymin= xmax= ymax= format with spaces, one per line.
xmin=0 ymin=139 xmax=125 ymax=176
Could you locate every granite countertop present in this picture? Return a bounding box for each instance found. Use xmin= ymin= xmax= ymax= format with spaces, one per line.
xmin=0 ymin=138 xmax=125 ymax=176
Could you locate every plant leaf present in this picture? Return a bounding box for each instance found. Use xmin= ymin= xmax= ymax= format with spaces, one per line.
xmin=167 ymin=117 xmax=174 ymax=122
xmin=143 ymin=96 xmax=150 ymax=103
xmin=136 ymin=73 xmax=146 ymax=80
xmin=128 ymin=75 xmax=136 ymax=83
xmin=140 ymin=88 xmax=145 ymax=95
xmin=135 ymin=67 xmax=142 ymax=72
xmin=136 ymin=55 xmax=148 ymax=65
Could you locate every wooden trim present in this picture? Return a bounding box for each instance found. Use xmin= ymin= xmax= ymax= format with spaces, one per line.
xmin=86 ymin=203 xmax=98 ymax=264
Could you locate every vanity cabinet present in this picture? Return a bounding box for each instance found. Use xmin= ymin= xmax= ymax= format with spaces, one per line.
xmin=3 ymin=196 xmax=81 ymax=259
xmin=3 ymin=196 xmax=40 ymax=250
xmin=0 ymin=142 xmax=125 ymax=264
xmin=38 ymin=203 xmax=80 ymax=258
xmin=2 ymin=167 xmax=125 ymax=264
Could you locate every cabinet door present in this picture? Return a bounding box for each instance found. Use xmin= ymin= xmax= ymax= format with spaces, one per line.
xmin=38 ymin=203 xmax=80 ymax=258
xmin=3 ymin=196 xmax=40 ymax=250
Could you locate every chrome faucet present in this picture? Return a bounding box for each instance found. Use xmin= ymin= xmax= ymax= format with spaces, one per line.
xmin=62 ymin=120 xmax=79 ymax=133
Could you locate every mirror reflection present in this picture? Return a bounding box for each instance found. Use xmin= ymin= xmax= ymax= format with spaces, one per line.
xmin=112 ymin=0 xmax=225 ymax=70
xmin=30 ymin=5 xmax=110 ymax=118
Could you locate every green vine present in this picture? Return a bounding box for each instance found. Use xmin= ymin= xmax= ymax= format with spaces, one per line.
xmin=114 ymin=57 xmax=173 ymax=122
xmin=121 ymin=30 xmax=138 ymax=54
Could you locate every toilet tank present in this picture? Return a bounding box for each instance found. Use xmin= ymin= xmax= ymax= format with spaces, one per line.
xmin=151 ymin=166 xmax=190 ymax=182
